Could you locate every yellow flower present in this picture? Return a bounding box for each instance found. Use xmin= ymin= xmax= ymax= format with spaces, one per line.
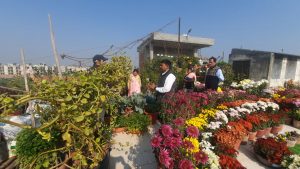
xmin=216 ymin=105 xmax=228 ymax=110
xmin=272 ymin=94 xmax=281 ymax=99
xmin=202 ymin=109 xmax=217 ymax=117
xmin=217 ymin=87 xmax=222 ymax=93
xmin=278 ymin=87 xmax=286 ymax=91
xmin=281 ymin=96 xmax=286 ymax=99
xmin=186 ymin=113 xmax=208 ymax=130
xmin=184 ymin=137 xmax=200 ymax=153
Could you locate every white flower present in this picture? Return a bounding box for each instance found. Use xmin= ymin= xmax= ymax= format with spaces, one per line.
xmin=203 ymin=149 xmax=221 ymax=169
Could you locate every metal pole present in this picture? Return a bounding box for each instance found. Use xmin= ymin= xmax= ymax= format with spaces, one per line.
xmin=177 ymin=17 xmax=181 ymax=58
xmin=48 ymin=14 xmax=62 ymax=77
xmin=20 ymin=48 xmax=29 ymax=92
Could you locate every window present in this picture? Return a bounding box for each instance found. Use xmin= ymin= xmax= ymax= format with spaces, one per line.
xmin=8 ymin=67 xmax=13 ymax=75
xmin=16 ymin=67 xmax=21 ymax=75
xmin=0 ymin=66 xmax=4 ymax=75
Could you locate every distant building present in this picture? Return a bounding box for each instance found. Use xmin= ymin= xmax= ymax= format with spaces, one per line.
xmin=229 ymin=48 xmax=300 ymax=87
xmin=0 ymin=63 xmax=88 ymax=78
xmin=137 ymin=32 xmax=214 ymax=68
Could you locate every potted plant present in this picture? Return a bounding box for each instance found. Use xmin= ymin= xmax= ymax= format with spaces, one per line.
xmin=125 ymin=113 xmax=150 ymax=135
xmin=254 ymin=137 xmax=291 ymax=167
xmin=270 ymin=113 xmax=285 ymax=135
xmin=292 ymin=109 xmax=300 ymax=128
xmin=245 ymin=114 xmax=260 ymax=141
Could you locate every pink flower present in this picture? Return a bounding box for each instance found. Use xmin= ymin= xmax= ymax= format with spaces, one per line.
xmin=179 ymin=159 xmax=194 ymax=169
xmin=186 ymin=126 xmax=199 ymax=138
xmin=159 ymin=149 xmax=172 ymax=168
xmin=163 ymin=137 xmax=173 ymax=148
xmin=161 ymin=125 xmax=173 ymax=137
xmin=194 ymin=151 xmax=208 ymax=165
xmin=183 ymin=140 xmax=194 ymax=150
xmin=151 ymin=135 xmax=162 ymax=148
xmin=173 ymin=128 xmax=182 ymax=138
xmin=173 ymin=117 xmax=185 ymax=126
xmin=172 ymin=137 xmax=182 ymax=147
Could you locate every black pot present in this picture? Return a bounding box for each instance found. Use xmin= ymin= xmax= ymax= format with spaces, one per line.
xmin=94 ymin=148 xmax=111 ymax=169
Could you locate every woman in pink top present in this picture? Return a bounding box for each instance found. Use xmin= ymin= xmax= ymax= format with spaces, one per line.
xmin=128 ymin=69 xmax=142 ymax=96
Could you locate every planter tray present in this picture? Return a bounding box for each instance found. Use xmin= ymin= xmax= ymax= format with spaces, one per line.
xmin=0 ymin=156 xmax=17 ymax=169
xmin=255 ymin=154 xmax=282 ymax=168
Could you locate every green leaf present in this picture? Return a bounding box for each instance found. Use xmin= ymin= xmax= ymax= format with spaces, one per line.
xmin=74 ymin=115 xmax=85 ymax=122
xmin=81 ymin=98 xmax=88 ymax=104
xmin=100 ymin=95 xmax=106 ymax=102
xmin=62 ymin=132 xmax=72 ymax=145
xmin=84 ymin=93 xmax=90 ymax=98
xmin=65 ymin=95 xmax=72 ymax=101
xmin=42 ymin=160 xmax=50 ymax=167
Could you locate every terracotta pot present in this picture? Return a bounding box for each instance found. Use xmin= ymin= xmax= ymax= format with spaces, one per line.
xmin=264 ymin=127 xmax=272 ymax=137
xmin=287 ymin=139 xmax=297 ymax=147
xmin=248 ymin=131 xmax=257 ymax=141
xmin=113 ymin=127 xmax=126 ymax=133
xmin=127 ymin=129 xmax=144 ymax=135
xmin=271 ymin=125 xmax=283 ymax=135
xmin=233 ymin=139 xmax=242 ymax=151
xmin=256 ymin=129 xmax=265 ymax=138
xmin=293 ymin=119 xmax=300 ymax=129
xmin=241 ymin=135 xmax=249 ymax=145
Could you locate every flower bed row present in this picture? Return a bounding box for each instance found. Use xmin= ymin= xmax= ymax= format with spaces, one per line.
xmin=152 ymin=88 xmax=300 ymax=169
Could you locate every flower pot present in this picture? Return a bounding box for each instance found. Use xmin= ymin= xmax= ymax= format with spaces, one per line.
xmin=255 ymin=153 xmax=282 ymax=168
xmin=248 ymin=131 xmax=257 ymax=141
xmin=113 ymin=127 xmax=126 ymax=133
xmin=264 ymin=127 xmax=272 ymax=137
xmin=256 ymin=129 xmax=265 ymax=138
xmin=234 ymin=139 xmax=242 ymax=150
xmin=271 ymin=125 xmax=283 ymax=135
xmin=287 ymin=139 xmax=297 ymax=147
xmin=127 ymin=129 xmax=144 ymax=135
xmin=241 ymin=135 xmax=249 ymax=145
xmin=293 ymin=119 xmax=300 ymax=129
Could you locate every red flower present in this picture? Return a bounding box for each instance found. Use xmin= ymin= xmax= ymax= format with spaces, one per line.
xmin=161 ymin=125 xmax=173 ymax=137
xmin=183 ymin=140 xmax=194 ymax=150
xmin=159 ymin=149 xmax=172 ymax=168
xmin=151 ymin=135 xmax=162 ymax=148
xmin=186 ymin=126 xmax=199 ymax=138
xmin=179 ymin=159 xmax=194 ymax=169
xmin=219 ymin=155 xmax=246 ymax=169
xmin=194 ymin=151 xmax=208 ymax=165
xmin=173 ymin=117 xmax=185 ymax=126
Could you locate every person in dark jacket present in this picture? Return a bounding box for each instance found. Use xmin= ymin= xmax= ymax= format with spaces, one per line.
xmin=92 ymin=54 xmax=108 ymax=68
xmin=205 ymin=57 xmax=224 ymax=90
xmin=148 ymin=59 xmax=176 ymax=101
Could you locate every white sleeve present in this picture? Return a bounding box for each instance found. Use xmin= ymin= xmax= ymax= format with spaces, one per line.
xmin=156 ymin=74 xmax=176 ymax=93
xmin=216 ymin=69 xmax=224 ymax=81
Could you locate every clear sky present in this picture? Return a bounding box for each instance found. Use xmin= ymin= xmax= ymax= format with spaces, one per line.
xmin=0 ymin=0 xmax=300 ymax=67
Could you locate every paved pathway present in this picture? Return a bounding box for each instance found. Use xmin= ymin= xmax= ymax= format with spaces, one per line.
xmin=109 ymin=124 xmax=158 ymax=169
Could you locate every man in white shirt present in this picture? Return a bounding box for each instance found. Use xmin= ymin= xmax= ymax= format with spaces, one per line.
xmin=149 ymin=59 xmax=176 ymax=101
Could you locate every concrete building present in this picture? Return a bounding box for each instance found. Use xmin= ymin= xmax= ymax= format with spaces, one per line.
xmin=229 ymin=48 xmax=300 ymax=87
xmin=0 ymin=63 xmax=88 ymax=78
xmin=137 ymin=32 xmax=214 ymax=68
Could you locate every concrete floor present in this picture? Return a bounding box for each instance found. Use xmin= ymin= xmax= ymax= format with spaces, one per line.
xmin=110 ymin=124 xmax=299 ymax=169
xmin=109 ymin=125 xmax=158 ymax=169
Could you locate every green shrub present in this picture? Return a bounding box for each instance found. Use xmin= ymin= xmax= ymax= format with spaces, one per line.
xmin=115 ymin=113 xmax=150 ymax=132
xmin=126 ymin=113 xmax=150 ymax=132
xmin=16 ymin=128 xmax=62 ymax=168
